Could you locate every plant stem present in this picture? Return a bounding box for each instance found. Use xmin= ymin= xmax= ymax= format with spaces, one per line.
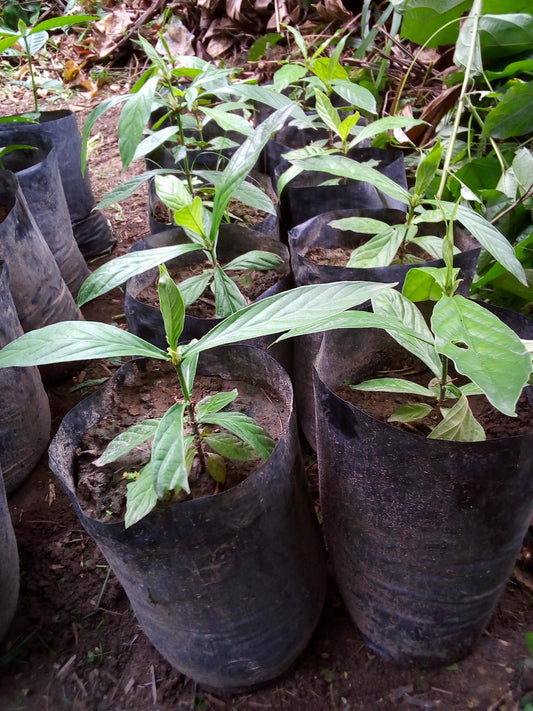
xmin=436 ymin=0 xmax=482 ymax=200
xmin=174 ymin=362 xmax=208 ymax=475
xmin=438 ymin=355 xmax=449 ymax=404
xmin=24 ymin=38 xmax=39 ymax=112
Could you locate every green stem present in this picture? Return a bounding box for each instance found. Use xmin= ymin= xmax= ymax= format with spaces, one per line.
xmin=174 ymin=361 xmax=207 ymax=475
xmin=436 ymin=0 xmax=482 ymax=200
xmin=24 ymin=38 xmax=39 ymax=113
xmin=439 ymin=355 xmax=449 ymax=405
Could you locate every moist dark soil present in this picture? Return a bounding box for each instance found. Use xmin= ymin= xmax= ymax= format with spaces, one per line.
xmin=1 ymin=89 xmax=533 ymax=711
xmin=305 ymin=244 xmax=431 ymax=267
xmin=137 ymin=259 xmax=286 ymax=318
xmin=75 ymin=359 xmax=286 ymax=523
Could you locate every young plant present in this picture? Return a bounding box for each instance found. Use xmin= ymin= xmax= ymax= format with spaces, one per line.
xmin=0 ymin=12 xmax=96 ymax=112
xmin=0 ymin=279 xmax=396 ymax=526
xmin=77 ymin=106 xmax=293 ymax=319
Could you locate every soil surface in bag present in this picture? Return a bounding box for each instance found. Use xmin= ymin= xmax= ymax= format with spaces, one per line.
xmin=2 ymin=95 xmax=533 ymax=711
xmin=136 ymin=259 xmax=287 ymax=319
xmin=74 ymin=359 xmax=286 ymax=523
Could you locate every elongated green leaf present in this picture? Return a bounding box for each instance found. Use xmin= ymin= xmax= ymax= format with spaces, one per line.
xmin=200 ymin=106 xmax=253 ymax=136
xmin=347 ymin=225 xmax=405 ymax=268
xmin=32 ymin=15 xmax=98 ymax=32
xmin=221 ymin=83 xmax=311 ymax=127
xmin=431 ymin=295 xmax=532 ymax=416
xmin=273 ymin=63 xmax=307 ymax=92
xmin=284 ymin=24 xmax=309 ymax=62
xmin=132 ymin=126 xmax=181 ymax=162
xmin=410 ymin=235 xmax=451 ymax=260
xmin=209 ymin=104 xmax=295 ymax=244
xmin=196 ymin=389 xmax=238 ymax=419
xmin=23 ymin=30 xmax=47 ymax=55
xmin=151 ymin=403 xmax=191 ymax=498
xmin=388 ymin=402 xmax=433 ymax=423
xmin=349 ymin=116 xmax=425 ymax=149
xmin=315 ymin=90 xmax=341 ymax=134
xmin=330 ymin=79 xmax=377 ymax=115
xmin=329 ymin=216 xmax=392 ymax=234
xmin=0 ymin=35 xmax=19 ymax=53
xmin=118 ymin=75 xmax=159 ymax=169
xmin=201 ymin=411 xmax=275 ymax=460
xmin=203 ymin=432 xmax=256 ymax=460
xmin=179 ymin=271 xmax=212 ymax=308
xmin=77 ymin=243 xmax=201 ymax=306
xmin=196 ymin=170 xmax=276 ymax=215
xmin=95 ymin=419 xmax=161 ymax=466
xmin=224 ymin=250 xmax=283 ymax=271
xmin=96 ymin=169 xmax=178 ymax=209
xmin=158 ymin=265 xmax=184 ymax=350
xmin=174 ymin=196 xmax=206 ymax=237
xmin=483 ymin=81 xmax=533 ymax=139
xmin=213 ymin=265 xmax=247 ymax=317
xmin=478 ymin=13 xmax=533 ymax=63
xmin=352 ymin=378 xmax=434 ymax=396
xmin=125 ymin=465 xmax=158 ymax=528
xmin=414 ymin=142 xmax=443 ymax=198
xmin=184 ymin=281 xmax=397 ymax=357
xmin=428 ymin=395 xmax=486 ymax=441
xmin=0 ymin=321 xmax=168 ymax=368
xmin=155 ymin=174 xmax=192 ymax=213
xmin=338 ymin=113 xmax=360 ymax=144
xmin=372 ymin=290 xmax=442 ymax=376
xmin=291 ymin=153 xmax=411 ymax=204
xmin=424 ymin=201 xmax=527 ymax=284
xmin=82 ymin=94 xmax=131 ymax=172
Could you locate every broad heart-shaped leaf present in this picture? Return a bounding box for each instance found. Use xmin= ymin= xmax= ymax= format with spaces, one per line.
xmin=76 ymin=243 xmax=201 ymax=306
xmin=422 ymin=201 xmax=527 ymax=285
xmin=330 ymin=79 xmax=377 ymax=115
xmin=180 ymin=271 xmax=212 ymax=308
xmin=224 ymin=250 xmax=283 ymax=271
xmin=478 ymin=13 xmax=533 ymax=63
xmin=400 ymin=0 xmax=471 ymax=48
xmin=346 ymin=225 xmax=405 ymax=268
xmin=118 ymin=75 xmax=159 ymax=169
xmin=183 ymin=281 xmax=397 ymax=358
xmin=95 ymin=419 xmax=161 ymax=466
xmin=428 ymin=395 xmax=486 ymax=442
xmin=151 ymin=403 xmax=191 ymax=499
xmin=195 ymin=170 xmax=276 ymax=216
xmin=351 ymin=378 xmax=434 ymax=397
xmin=196 ymin=389 xmax=238 ymax=419
xmin=291 ymin=153 xmax=411 ymax=205
xmin=158 ymin=265 xmax=185 ymax=351
xmin=388 ymin=403 xmax=433 ymax=423
xmin=372 ymin=290 xmax=442 ymax=377
xmin=200 ymin=411 xmax=275 ymax=461
xmin=349 ymin=116 xmax=425 ymax=149
xmin=0 ymin=321 xmax=168 ymax=368
xmin=483 ymin=81 xmax=533 ymax=140
xmin=314 ymin=90 xmax=341 ymax=134
xmin=96 ymin=169 xmax=178 ymax=209
xmin=431 ymin=295 xmax=532 ymax=416
xmin=209 ymin=104 xmax=295 ymax=245
xmin=155 ymin=174 xmax=192 ymax=213
xmin=125 ymin=465 xmax=158 ymax=529
xmin=213 ymin=265 xmax=248 ymax=317
xmin=203 ymin=432 xmax=256 ymax=461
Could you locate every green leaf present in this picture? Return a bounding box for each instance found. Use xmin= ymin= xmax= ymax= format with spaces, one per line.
xmin=155 ymin=174 xmax=192 ymax=213
xmin=352 ymin=378 xmax=435 ymax=397
xmin=224 ymin=250 xmax=283 ymax=271
xmin=478 ymin=13 xmax=533 ymax=63
xmin=96 ymin=169 xmax=178 ymax=209
xmin=196 ymin=170 xmax=276 ymax=216
xmin=197 ymin=389 xmax=238 ymax=419
xmin=431 ymin=295 xmax=532 ymax=416
xmin=338 ymin=113 xmax=360 ymax=144
xmin=179 ymin=271 xmax=212 ymax=308
xmin=400 ymin=0 xmax=471 ymax=48
xmin=330 ymin=79 xmax=377 ymax=115
xmin=284 ymin=24 xmax=309 ymax=62
xmin=201 ymin=411 xmax=275 ymax=460
xmin=132 ymin=126 xmax=181 ymax=162
xmin=209 ymin=104 xmax=295 ymax=244
xmin=95 ymin=419 xmax=161 ymax=466
xmin=372 ymin=289 xmax=442 ymax=377
xmin=76 ymin=243 xmax=201 ymax=306
xmin=181 ymin=349 xmax=198 ymax=396
xmin=0 ymin=34 xmax=19 ymax=54
xmin=388 ymin=402 xmax=433 ymax=423
xmin=346 ymin=225 xmax=406 ymax=268
xmin=428 ymin=395 xmax=486 ymax=442
xmin=82 ymin=94 xmax=131 ymax=172
xmin=201 ymin=106 xmax=253 ymax=136
xmin=248 ymin=33 xmax=283 ymax=62
xmin=158 ymin=265 xmax=184 ymax=351
xmin=206 ymin=452 xmax=226 ymax=483
xmin=173 ymin=196 xmax=206 ymax=237
xmin=483 ymin=81 xmax=533 ymax=139
xmin=348 ymin=116 xmax=424 ymax=149
xmin=184 ymin=281 xmax=397 ymax=357
xmin=526 ymin=631 xmax=533 ymax=657
xmin=203 ymin=432 xmax=256 ymax=460
xmin=273 ymin=63 xmax=307 ymax=92
xmin=403 ymin=267 xmax=446 ymax=301
xmin=291 ymin=153 xmax=411 ymax=205
xmin=125 ymin=465 xmax=158 ymax=528
xmin=151 ymin=403 xmax=191 ymax=498
xmin=118 ymin=75 xmax=159 ymax=169
xmin=32 ymin=15 xmax=98 ymax=32
xmin=213 ymin=265 xmax=248 ymax=317
xmin=314 ymin=90 xmax=341 ymax=134
xmin=0 ymin=321 xmax=168 ymax=368
xmin=23 ymin=30 xmax=47 ymax=55
xmin=414 ymin=142 xmax=443 ymax=198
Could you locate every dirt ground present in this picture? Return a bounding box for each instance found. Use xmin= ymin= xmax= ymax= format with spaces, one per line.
xmin=1 ymin=80 xmax=533 ymax=711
